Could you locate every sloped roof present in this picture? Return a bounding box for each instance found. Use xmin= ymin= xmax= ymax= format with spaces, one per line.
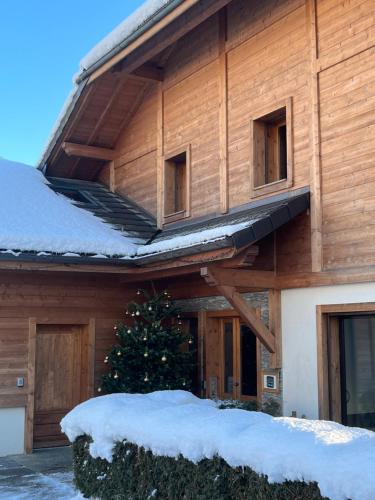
xmin=0 ymin=158 xmax=309 ymax=266
xmin=38 ymin=0 xmax=185 ymax=170
xmin=136 ymin=189 xmax=310 ymax=263
xmin=79 ymin=0 xmax=183 ymax=79
xmin=47 ymin=177 xmax=156 ymax=243
xmin=0 ymin=158 xmax=138 ymax=259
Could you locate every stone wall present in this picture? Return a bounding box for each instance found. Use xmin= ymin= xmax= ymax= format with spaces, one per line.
xmin=176 ymin=292 xmax=282 ymax=414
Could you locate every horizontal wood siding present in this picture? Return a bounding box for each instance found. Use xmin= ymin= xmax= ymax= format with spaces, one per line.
xmin=317 ymin=0 xmax=375 ymax=70
xmin=93 ymin=0 xmax=375 ymax=276
xmin=0 ymin=272 xmax=134 ymax=412
xmin=320 ymin=46 xmax=375 ymax=269
xmin=0 ymin=319 xmax=29 ymax=408
xmin=164 ymin=60 xmax=221 ymax=218
xmin=115 ymin=85 xmax=158 ymax=216
xmin=227 ymin=4 xmax=310 ymax=208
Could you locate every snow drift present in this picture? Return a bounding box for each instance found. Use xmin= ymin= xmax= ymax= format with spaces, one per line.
xmin=0 ymin=158 xmax=136 ymax=257
xmin=61 ymin=390 xmax=375 ymax=500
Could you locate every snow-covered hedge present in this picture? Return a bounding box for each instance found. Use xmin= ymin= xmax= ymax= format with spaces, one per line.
xmin=62 ymin=391 xmax=375 ymax=500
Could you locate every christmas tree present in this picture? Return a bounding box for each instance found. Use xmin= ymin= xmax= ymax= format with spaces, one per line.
xmin=99 ymin=290 xmax=194 ymax=394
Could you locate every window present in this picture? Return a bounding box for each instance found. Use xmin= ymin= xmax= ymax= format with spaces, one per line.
xmin=163 ymin=146 xmax=190 ymax=223
xmin=250 ymin=98 xmax=293 ymax=197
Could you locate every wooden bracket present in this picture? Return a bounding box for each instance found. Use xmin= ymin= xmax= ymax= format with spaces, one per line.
xmin=200 ymin=266 xmax=276 ymax=289
xmin=201 ymin=266 xmax=276 ymax=353
xmin=62 ymin=142 xmax=116 ymax=161
xmin=218 ymin=245 xmax=259 ymax=268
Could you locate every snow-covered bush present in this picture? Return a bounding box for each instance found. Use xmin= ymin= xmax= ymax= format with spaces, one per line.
xmin=218 ymin=397 xmax=280 ymax=416
xmin=62 ymin=391 xmax=375 ymax=500
xmin=72 ymin=436 xmax=325 ymax=500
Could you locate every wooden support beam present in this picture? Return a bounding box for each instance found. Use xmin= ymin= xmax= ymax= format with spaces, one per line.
xmin=307 ymin=0 xmax=323 ymax=272
xmin=220 ymin=284 xmax=275 ymax=353
xmin=109 ymin=161 xmax=115 ymax=192
xmin=62 ymin=142 xmax=116 ymax=161
xmin=201 ymin=267 xmax=276 ymax=353
xmin=200 ymin=266 xmax=276 ymax=289
xmin=132 ymin=63 xmax=164 ymax=81
xmin=268 ymin=289 xmax=282 ymax=368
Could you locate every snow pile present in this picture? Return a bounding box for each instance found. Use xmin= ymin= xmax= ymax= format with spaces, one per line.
xmin=0 ymin=158 xmax=136 ymax=257
xmin=136 ymin=221 xmax=255 ymax=257
xmin=61 ymin=391 xmax=375 ymax=500
xmin=80 ymin=0 xmax=176 ymax=73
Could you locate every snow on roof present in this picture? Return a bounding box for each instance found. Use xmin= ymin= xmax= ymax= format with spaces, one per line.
xmin=135 ymin=220 xmax=254 ymax=257
xmin=62 ymin=390 xmax=375 ymax=500
xmin=1 ymin=158 xmax=255 ymax=262
xmin=80 ymin=0 xmax=177 ymax=75
xmin=0 ymin=158 xmax=137 ymax=257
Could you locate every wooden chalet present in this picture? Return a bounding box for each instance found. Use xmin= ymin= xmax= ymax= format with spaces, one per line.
xmin=1 ymin=0 xmax=375 ymax=455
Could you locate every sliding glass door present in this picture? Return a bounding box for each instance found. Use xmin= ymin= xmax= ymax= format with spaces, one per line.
xmin=340 ymin=316 xmax=375 ymax=431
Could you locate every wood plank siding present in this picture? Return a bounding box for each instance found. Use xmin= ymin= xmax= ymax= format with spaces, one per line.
xmin=0 ymin=272 xmax=135 ymax=427
xmin=103 ymin=0 xmax=375 ymax=277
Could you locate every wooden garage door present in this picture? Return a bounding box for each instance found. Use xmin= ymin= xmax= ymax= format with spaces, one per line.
xmin=33 ymin=325 xmax=85 ymax=448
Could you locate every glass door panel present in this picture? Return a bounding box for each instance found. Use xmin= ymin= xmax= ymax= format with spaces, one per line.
xmin=341 ymin=316 xmax=375 ymax=431
xmin=223 ymin=321 xmax=234 ymax=397
xmin=240 ymin=324 xmax=257 ymax=398
xmin=220 ymin=319 xmax=258 ymax=401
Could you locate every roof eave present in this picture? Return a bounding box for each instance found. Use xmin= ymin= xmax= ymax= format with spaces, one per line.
xmin=76 ymin=0 xmax=185 ymax=85
xmin=0 ymin=252 xmax=136 ymax=267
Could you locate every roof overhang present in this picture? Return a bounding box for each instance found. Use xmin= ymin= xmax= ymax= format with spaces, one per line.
xmin=0 ymin=188 xmax=310 ymax=274
xmin=39 ymin=0 xmax=235 ymax=177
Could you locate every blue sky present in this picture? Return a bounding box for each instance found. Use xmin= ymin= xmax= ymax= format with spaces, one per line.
xmin=0 ymin=0 xmax=144 ymax=166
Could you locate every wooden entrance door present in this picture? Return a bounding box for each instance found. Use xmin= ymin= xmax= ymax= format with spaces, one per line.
xmin=33 ymin=324 xmax=86 ymax=448
xmin=220 ymin=318 xmax=259 ymax=401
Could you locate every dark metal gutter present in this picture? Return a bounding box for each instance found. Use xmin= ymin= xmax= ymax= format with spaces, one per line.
xmin=133 ymin=191 xmax=310 ymax=265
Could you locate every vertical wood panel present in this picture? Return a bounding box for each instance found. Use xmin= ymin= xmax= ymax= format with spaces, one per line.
xmin=219 ymin=9 xmax=229 ymax=214
xmin=157 ymin=83 xmax=164 ymax=227
xmin=25 ymin=318 xmax=36 ymax=454
xmin=197 ymin=310 xmax=207 ymax=397
xmin=307 ymin=0 xmax=323 ymax=272
xmin=269 ymin=289 xmax=282 ymax=369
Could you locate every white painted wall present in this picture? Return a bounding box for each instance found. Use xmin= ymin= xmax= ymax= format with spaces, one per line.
xmin=281 ymin=282 xmax=375 ymax=419
xmin=0 ymin=407 xmax=25 ymax=456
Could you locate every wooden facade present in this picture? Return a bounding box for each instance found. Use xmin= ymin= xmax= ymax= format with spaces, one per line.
xmin=44 ymin=0 xmax=375 ymax=279
xmin=2 ymin=0 xmax=375 ymax=453
xmin=0 ymin=272 xmax=136 ymax=450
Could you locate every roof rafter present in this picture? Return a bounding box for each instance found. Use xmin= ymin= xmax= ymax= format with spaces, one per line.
xmin=62 ymin=142 xmax=116 ymax=161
